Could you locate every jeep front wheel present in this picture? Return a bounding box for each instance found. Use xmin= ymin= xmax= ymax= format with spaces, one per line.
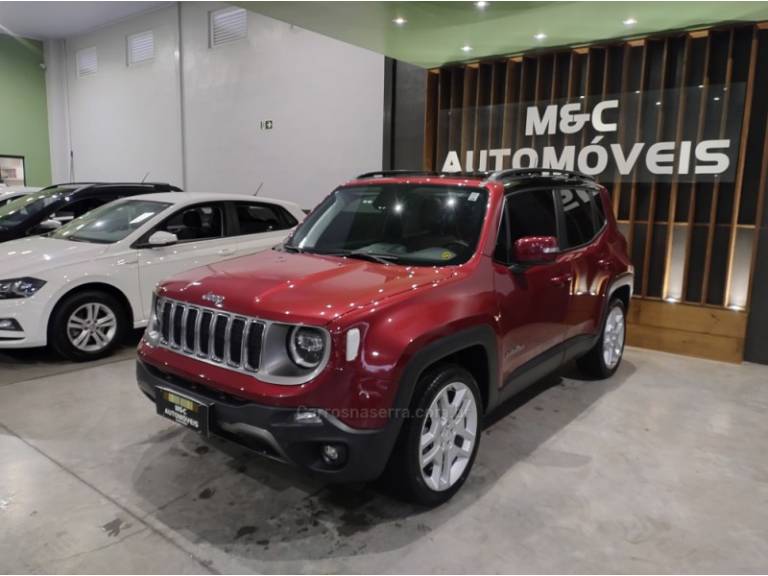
xmin=390 ymin=365 xmax=482 ymax=506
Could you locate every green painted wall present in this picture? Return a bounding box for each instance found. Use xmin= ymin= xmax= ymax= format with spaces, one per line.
xmin=0 ymin=34 xmax=51 ymax=186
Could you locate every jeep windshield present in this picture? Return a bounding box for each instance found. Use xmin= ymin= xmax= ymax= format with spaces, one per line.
xmin=0 ymin=186 xmax=75 ymax=230
xmin=283 ymin=184 xmax=489 ymax=266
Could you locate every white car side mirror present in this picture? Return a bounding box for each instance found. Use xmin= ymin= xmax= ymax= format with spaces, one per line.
xmin=38 ymin=219 xmax=63 ymax=231
xmin=148 ymin=231 xmax=178 ymax=247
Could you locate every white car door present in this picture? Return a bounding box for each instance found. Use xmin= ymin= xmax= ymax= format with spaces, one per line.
xmin=136 ymin=202 xmax=236 ymax=321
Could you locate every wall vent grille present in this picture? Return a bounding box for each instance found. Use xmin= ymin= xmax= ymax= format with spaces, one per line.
xmin=127 ymin=30 xmax=154 ymax=66
xmin=210 ymin=7 xmax=247 ymax=47
xmin=77 ymin=47 xmax=97 ymax=77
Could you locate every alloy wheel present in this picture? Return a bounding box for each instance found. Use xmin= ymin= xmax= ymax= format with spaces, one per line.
xmin=602 ymin=305 xmax=625 ymax=370
xmin=419 ymin=381 xmax=478 ymax=492
xmin=66 ymin=303 xmax=118 ymax=353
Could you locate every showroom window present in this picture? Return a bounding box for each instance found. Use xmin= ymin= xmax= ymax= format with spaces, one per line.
xmin=76 ymin=47 xmax=97 ymax=78
xmin=233 ymin=202 xmax=298 ymax=235
xmin=209 ymin=6 xmax=247 ymax=48
xmin=559 ymin=189 xmax=600 ymax=248
xmin=127 ymin=30 xmax=154 ymax=66
xmin=495 ymin=190 xmax=558 ymax=263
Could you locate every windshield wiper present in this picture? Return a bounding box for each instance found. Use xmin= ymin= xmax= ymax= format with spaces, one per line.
xmin=314 ymin=249 xmax=400 ymax=265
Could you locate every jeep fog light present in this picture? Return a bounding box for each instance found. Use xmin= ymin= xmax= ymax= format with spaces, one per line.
xmin=321 ymin=443 xmax=347 ymax=467
xmin=288 ymin=326 xmax=325 ymax=368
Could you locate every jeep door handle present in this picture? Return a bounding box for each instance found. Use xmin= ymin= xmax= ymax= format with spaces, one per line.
xmin=549 ymin=273 xmax=573 ymax=287
xmin=597 ymin=259 xmax=613 ymax=271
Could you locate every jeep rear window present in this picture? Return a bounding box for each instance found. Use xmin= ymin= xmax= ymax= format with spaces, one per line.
xmin=284 ymin=185 xmax=489 ymax=266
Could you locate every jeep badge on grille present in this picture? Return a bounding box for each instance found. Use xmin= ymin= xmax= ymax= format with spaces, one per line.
xmin=202 ymin=292 xmax=226 ymax=308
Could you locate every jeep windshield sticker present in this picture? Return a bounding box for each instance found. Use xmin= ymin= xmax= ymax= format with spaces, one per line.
xmin=440 ymin=84 xmax=745 ymax=183
xmin=468 ymin=192 xmax=480 ymax=202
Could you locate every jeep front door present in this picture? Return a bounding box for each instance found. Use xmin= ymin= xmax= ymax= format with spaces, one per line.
xmin=493 ymin=189 xmax=571 ymax=385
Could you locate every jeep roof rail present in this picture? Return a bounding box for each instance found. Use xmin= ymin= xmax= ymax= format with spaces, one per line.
xmin=487 ymin=168 xmax=596 ymax=183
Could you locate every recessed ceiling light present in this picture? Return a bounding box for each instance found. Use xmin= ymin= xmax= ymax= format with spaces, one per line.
xmin=462 ymin=45 xmax=473 ymax=52
xmin=623 ymin=17 xmax=638 ymax=26
xmin=534 ymin=33 xmax=547 ymax=41
xmin=392 ymin=17 xmax=407 ymax=26
xmin=475 ymin=1 xmax=490 ymax=8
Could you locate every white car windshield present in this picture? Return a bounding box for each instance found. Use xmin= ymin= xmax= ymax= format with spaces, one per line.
xmin=51 ymin=199 xmax=171 ymax=244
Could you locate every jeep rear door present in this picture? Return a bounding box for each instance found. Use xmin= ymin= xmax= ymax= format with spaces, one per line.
xmin=492 ymin=188 xmax=571 ymax=385
xmin=556 ymin=187 xmax=612 ymax=340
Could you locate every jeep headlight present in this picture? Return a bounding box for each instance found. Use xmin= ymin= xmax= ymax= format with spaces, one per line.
xmin=0 ymin=277 xmax=46 ymax=299
xmin=287 ymin=326 xmax=326 ymax=368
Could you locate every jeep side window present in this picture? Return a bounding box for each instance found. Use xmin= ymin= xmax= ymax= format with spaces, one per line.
xmin=592 ymin=189 xmax=607 ymax=229
xmin=559 ymin=188 xmax=596 ymax=248
xmin=495 ymin=190 xmax=558 ymax=263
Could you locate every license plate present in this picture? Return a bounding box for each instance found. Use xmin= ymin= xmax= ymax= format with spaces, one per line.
xmin=156 ymin=387 xmax=211 ymax=436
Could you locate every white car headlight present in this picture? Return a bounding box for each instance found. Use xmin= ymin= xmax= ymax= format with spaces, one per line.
xmin=0 ymin=277 xmax=46 ymax=299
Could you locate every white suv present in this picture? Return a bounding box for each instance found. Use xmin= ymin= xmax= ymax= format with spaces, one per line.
xmin=0 ymin=192 xmax=304 ymax=361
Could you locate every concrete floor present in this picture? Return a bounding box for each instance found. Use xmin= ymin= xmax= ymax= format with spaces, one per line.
xmin=0 ymin=344 xmax=766 ymax=574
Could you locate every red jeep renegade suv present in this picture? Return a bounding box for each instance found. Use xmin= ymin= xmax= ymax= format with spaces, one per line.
xmin=137 ymin=169 xmax=633 ymax=506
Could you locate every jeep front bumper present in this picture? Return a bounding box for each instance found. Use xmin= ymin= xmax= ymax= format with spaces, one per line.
xmin=136 ymin=359 xmax=401 ymax=483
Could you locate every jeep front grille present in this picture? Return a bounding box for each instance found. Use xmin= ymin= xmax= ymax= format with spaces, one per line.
xmin=156 ymin=297 xmax=265 ymax=372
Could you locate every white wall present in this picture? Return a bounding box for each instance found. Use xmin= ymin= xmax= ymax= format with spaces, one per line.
xmin=44 ymin=2 xmax=384 ymax=208
xmin=44 ymin=39 xmax=71 ymax=183
xmin=62 ymin=5 xmax=184 ymax=185
xmin=181 ymin=3 xmax=383 ymax=206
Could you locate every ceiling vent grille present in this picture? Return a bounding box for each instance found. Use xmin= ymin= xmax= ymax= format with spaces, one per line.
xmin=127 ymin=31 xmax=154 ymax=66
xmin=209 ymin=7 xmax=247 ymax=47
xmin=77 ymin=47 xmax=97 ymax=78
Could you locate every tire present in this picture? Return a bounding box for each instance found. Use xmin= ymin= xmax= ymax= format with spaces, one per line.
xmin=49 ymin=290 xmax=127 ymax=362
xmin=577 ymin=298 xmax=626 ymax=379
xmin=388 ymin=364 xmax=482 ymax=507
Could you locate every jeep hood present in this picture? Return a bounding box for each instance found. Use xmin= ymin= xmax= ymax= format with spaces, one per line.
xmin=159 ymin=249 xmax=462 ymax=325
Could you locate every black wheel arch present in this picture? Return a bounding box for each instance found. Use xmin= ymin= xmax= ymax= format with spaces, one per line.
xmin=391 ymin=324 xmax=499 ymax=418
xmin=47 ymin=282 xmax=134 ymax=338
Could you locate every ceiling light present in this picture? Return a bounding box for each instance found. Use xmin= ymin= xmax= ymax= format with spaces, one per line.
xmin=392 ymin=17 xmax=407 ymax=26
xmin=462 ymin=45 xmax=473 ymax=52
xmin=534 ymin=33 xmax=547 ymax=41
xmin=623 ymin=17 xmax=638 ymax=26
xmin=475 ymin=1 xmax=489 ymax=8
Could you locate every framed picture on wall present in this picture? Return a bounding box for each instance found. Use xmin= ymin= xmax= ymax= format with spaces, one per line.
xmin=0 ymin=155 xmax=26 ymax=187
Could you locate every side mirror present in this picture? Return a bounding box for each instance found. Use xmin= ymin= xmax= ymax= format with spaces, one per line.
xmin=147 ymin=231 xmax=178 ymax=247
xmin=30 ymin=219 xmax=63 ymax=234
xmin=513 ymin=235 xmax=559 ymax=264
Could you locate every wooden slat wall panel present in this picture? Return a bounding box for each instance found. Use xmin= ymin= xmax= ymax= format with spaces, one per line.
xmin=423 ymin=22 xmax=768 ymax=362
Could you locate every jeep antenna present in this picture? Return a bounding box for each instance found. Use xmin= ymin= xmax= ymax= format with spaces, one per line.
xmin=253 ymin=182 xmax=263 ymax=196
xmin=141 ymin=171 xmax=150 ymax=184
